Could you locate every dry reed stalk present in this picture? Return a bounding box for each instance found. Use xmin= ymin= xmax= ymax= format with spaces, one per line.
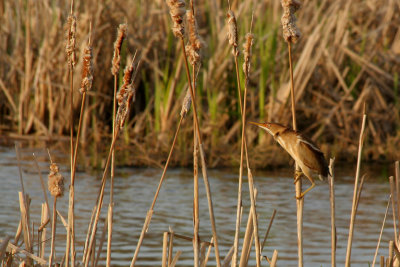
xmin=222 ymin=246 xmax=234 ymax=267
xmin=381 ymin=256 xmax=385 ymax=267
xmin=85 ymin=58 xmax=138 ymax=267
xmin=65 ymin=2 xmax=77 ymax=265
xmin=396 ymin=161 xmax=400 ymax=245
xmin=168 ymin=228 xmax=174 ymax=266
xmin=239 ymin=194 xmax=256 ymax=267
xmin=0 ymin=236 xmax=11 ymax=261
xmin=389 ymin=241 xmax=394 ymax=267
xmin=200 ymin=237 xmax=213 ymax=267
xmin=33 ymin=154 xmax=51 ymax=227
xmin=281 ymin=0 xmax=303 ymax=265
xmin=162 ymin=232 xmax=169 ymax=267
xmin=261 ymin=209 xmax=277 ymax=252
xmin=0 ymin=239 xmax=47 ymax=266
xmin=47 ymin=161 xmax=64 ymax=267
xmin=329 ymin=158 xmax=336 ymax=267
xmin=345 ymin=109 xmax=367 ymax=267
xmin=372 ymin=195 xmax=391 ymax=267
xmin=170 ymin=250 xmax=182 ymax=267
xmin=108 ymin=23 xmax=127 ymax=267
xmin=95 ymin=219 xmax=108 ymax=267
xmin=270 ymin=250 xmax=278 ymax=267
xmin=40 ymin=203 xmax=48 ymax=259
xmin=390 ymin=176 xmax=398 ymax=245
xmin=82 ymin=206 xmax=96 ymax=264
xmin=18 ymin=192 xmax=32 ymax=265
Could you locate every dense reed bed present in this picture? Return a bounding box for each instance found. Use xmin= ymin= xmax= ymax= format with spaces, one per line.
xmin=1 ymin=0 xmax=400 ymax=267
xmin=0 ymin=0 xmax=399 ymax=167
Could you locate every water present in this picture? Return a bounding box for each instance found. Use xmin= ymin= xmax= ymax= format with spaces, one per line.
xmin=0 ymin=147 xmax=394 ymax=266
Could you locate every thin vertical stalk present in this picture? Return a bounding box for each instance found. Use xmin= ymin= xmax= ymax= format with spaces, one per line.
xmin=49 ymin=198 xmax=57 ymax=267
xmin=247 ymin=169 xmax=261 ymax=267
xmin=329 ymin=158 xmax=336 ymax=267
xmin=168 ymin=229 xmax=174 ymax=266
xmin=162 ymin=232 xmax=169 ymax=267
xmin=372 ymin=195 xmax=391 ymax=267
xmin=395 ymin=161 xmax=400 ymax=244
xmin=130 ymin=116 xmax=184 ymax=266
xmin=180 ymin=37 xmax=221 ymax=267
xmin=261 ymin=209 xmax=277 ymax=252
xmin=192 ymin=66 xmax=200 ymax=267
xmin=390 ymin=176 xmax=398 ymax=245
xmin=345 ymin=111 xmax=367 ymax=267
xmin=288 ymin=41 xmax=303 ymax=267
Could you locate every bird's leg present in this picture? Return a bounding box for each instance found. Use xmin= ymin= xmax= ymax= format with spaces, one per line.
xmin=293 ymin=170 xmax=303 ymax=184
xmin=296 ymin=182 xmax=315 ymax=199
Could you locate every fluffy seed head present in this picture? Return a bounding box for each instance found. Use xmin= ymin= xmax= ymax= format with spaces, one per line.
xmin=166 ymin=0 xmax=186 ymax=38
xmin=227 ymin=10 xmax=239 ymax=56
xmin=48 ymin=163 xmax=64 ymax=198
xmin=112 ymin=24 xmax=128 ymax=76
xmin=180 ymin=88 xmax=192 ymax=118
xmin=281 ymin=0 xmax=301 ymax=43
xmin=80 ymin=45 xmax=93 ymax=93
xmin=243 ymin=33 xmax=254 ymax=78
xmin=186 ymin=10 xmax=204 ymax=66
xmin=66 ymin=15 xmax=77 ymax=67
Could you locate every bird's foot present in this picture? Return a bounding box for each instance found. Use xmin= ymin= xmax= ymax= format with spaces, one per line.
xmin=293 ymin=170 xmax=303 ymax=184
xmin=295 ymin=193 xmax=304 ymax=200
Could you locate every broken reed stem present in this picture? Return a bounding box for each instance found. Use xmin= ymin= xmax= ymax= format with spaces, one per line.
xmin=372 ymin=195 xmax=391 ymax=267
xmin=33 ymin=154 xmax=51 ymax=226
xmin=49 ymin=197 xmax=57 ymax=267
xmin=270 ymin=250 xmax=278 ymax=267
xmin=130 ymin=116 xmax=184 ymax=266
xmin=239 ymin=193 xmax=255 ymax=267
xmin=261 ymin=209 xmax=277 ymax=252
xmin=395 ymin=161 xmax=400 ymax=244
xmin=345 ymin=111 xmax=367 ymax=267
xmin=247 ymin=168 xmax=261 ymax=266
xmin=390 ymin=176 xmax=398 ymax=245
xmin=162 ymin=232 xmax=169 ymax=267
xmin=180 ymin=36 xmax=221 ymax=267
xmin=329 ymin=158 xmax=336 ymax=267
xmin=168 ymin=228 xmax=174 ymax=266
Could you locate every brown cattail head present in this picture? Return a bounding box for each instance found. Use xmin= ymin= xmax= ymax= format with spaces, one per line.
xmin=281 ymin=0 xmax=301 ymax=43
xmin=180 ymin=88 xmax=192 ymax=118
xmin=227 ymin=10 xmax=239 ymax=56
xmin=185 ymin=10 xmax=204 ymax=66
xmin=115 ymin=59 xmax=138 ymax=130
xmin=66 ymin=14 xmax=77 ymax=67
xmin=243 ymin=33 xmax=254 ymax=79
xmin=111 ymin=24 xmax=128 ymax=76
xmin=48 ymin=163 xmax=64 ymax=198
xmin=166 ymin=0 xmax=186 ymax=38
xmin=80 ymin=44 xmax=93 ymax=93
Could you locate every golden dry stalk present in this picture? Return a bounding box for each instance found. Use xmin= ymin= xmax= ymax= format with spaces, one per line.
xmin=281 ymin=0 xmax=301 ymax=43
xmin=180 ymin=88 xmax=192 ymax=118
xmin=166 ymin=0 xmax=186 ymax=38
xmin=48 ymin=163 xmax=65 ymax=198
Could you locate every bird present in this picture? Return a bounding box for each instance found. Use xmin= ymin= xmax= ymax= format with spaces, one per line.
xmin=249 ymin=122 xmax=329 ymax=198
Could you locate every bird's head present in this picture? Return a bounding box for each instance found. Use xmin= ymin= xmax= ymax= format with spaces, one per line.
xmin=248 ymin=122 xmax=288 ymax=137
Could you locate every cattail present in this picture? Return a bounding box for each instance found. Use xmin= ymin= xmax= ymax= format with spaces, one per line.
xmin=80 ymin=44 xmax=93 ymax=93
xmin=185 ymin=10 xmax=204 ymax=66
xmin=180 ymin=88 xmax=192 ymax=118
xmin=227 ymin=10 xmax=239 ymax=56
xmin=243 ymin=33 xmax=254 ymax=78
xmin=111 ymin=24 xmax=128 ymax=76
xmin=166 ymin=0 xmax=186 ymax=38
xmin=66 ymin=14 xmax=77 ymax=67
xmin=115 ymin=60 xmax=137 ymax=130
xmin=48 ymin=163 xmax=64 ymax=198
xmin=281 ymin=0 xmax=301 ymax=43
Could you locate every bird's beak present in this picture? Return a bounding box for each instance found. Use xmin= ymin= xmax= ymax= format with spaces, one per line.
xmin=248 ymin=121 xmax=264 ymax=128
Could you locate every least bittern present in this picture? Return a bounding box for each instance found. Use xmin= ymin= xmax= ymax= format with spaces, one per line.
xmin=250 ymin=122 xmax=329 ymax=198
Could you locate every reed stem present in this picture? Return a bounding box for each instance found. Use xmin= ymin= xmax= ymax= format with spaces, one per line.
xmin=345 ymin=110 xmax=367 ymax=267
xmin=180 ymin=36 xmax=221 ymax=267
xmin=49 ymin=197 xmax=57 ymax=267
xmin=372 ymin=195 xmax=391 ymax=267
xmin=329 ymin=158 xmax=336 ymax=267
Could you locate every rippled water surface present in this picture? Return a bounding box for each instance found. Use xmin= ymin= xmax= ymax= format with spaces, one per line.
xmin=0 ymin=147 xmax=393 ymax=266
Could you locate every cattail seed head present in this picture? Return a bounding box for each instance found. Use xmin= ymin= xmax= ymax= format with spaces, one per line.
xmin=281 ymin=0 xmax=301 ymax=43
xmin=186 ymin=10 xmax=204 ymax=66
xmin=111 ymin=24 xmax=128 ymax=76
xmin=48 ymin=163 xmax=64 ymax=198
xmin=166 ymin=0 xmax=186 ymax=38
xmin=180 ymin=88 xmax=192 ymax=118
xmin=80 ymin=45 xmax=93 ymax=93
xmin=227 ymin=10 xmax=239 ymax=56
xmin=243 ymin=33 xmax=254 ymax=78
xmin=66 ymin=14 xmax=77 ymax=67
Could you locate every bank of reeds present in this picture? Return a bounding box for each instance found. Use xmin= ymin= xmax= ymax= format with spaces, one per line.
xmin=0 ymin=0 xmax=399 ymax=167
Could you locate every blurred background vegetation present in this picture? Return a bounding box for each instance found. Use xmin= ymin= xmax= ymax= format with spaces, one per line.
xmin=0 ymin=0 xmax=399 ymax=168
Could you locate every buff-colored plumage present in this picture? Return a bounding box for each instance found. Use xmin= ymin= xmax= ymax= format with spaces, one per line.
xmin=250 ymin=122 xmax=329 ymax=197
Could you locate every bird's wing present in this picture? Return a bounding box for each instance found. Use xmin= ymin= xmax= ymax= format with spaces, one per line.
xmin=296 ymin=135 xmax=328 ymax=176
